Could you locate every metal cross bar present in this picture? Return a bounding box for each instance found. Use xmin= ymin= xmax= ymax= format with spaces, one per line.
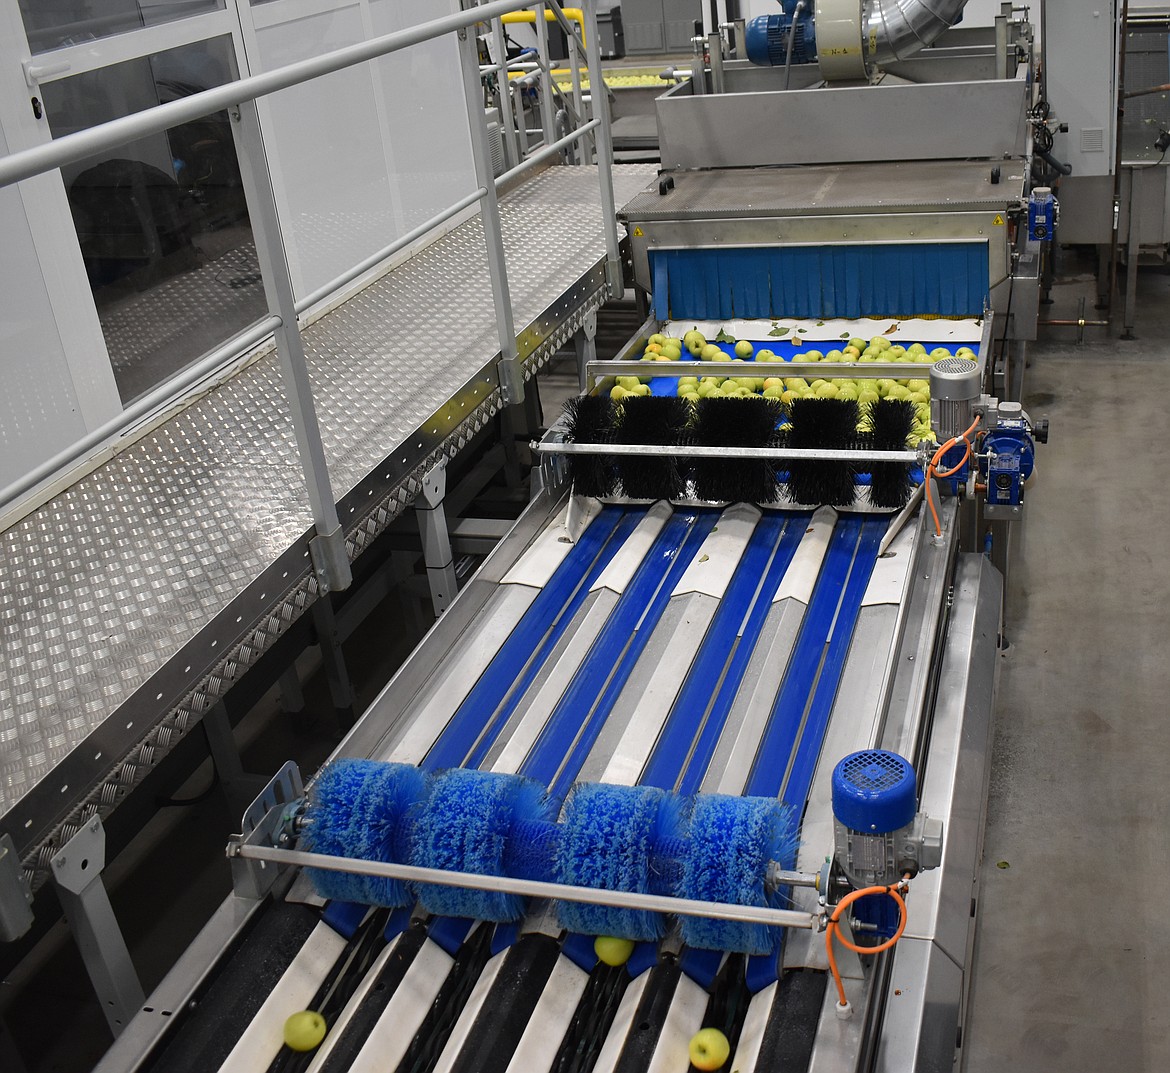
xmin=533 ymin=442 xmax=924 ymax=463
xmin=229 ymin=843 xmax=819 ymax=930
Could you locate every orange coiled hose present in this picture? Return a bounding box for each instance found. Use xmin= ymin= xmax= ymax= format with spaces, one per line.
xmin=825 ymin=879 xmax=909 ymax=1009
xmin=925 ymin=415 xmax=982 ymax=537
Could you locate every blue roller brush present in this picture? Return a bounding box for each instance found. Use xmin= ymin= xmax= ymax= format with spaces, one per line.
xmin=301 ymin=759 xmax=428 ymax=906
xmin=555 ymin=782 xmax=684 ymax=941
xmin=412 ymin=768 xmax=555 ymax=921
xmin=679 ymin=794 xmax=798 ymax=955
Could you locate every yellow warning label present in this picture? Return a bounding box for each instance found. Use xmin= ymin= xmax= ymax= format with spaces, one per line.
xmin=992 ymin=214 xmax=1005 ymax=226
xmin=632 ymin=226 xmax=644 ymax=237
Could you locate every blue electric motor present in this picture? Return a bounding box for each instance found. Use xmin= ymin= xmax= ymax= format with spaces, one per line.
xmin=831 ymin=750 xmax=935 ymax=889
xmin=745 ymin=5 xmax=818 ymax=67
xmin=982 ymin=402 xmax=1039 ymax=513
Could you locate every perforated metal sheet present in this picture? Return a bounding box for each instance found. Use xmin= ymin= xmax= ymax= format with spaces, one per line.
xmin=0 ymin=164 xmax=655 ymax=879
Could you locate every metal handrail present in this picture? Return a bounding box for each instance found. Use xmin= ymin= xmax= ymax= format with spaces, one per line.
xmin=1 ymin=0 xmax=622 ymax=548
xmin=0 ymin=0 xmax=529 ymax=190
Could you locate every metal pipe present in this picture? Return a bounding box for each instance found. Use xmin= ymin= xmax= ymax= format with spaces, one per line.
xmin=1037 ymin=319 xmax=1109 ymax=327
xmin=532 ymin=4 xmax=557 ymax=148
xmin=0 ymin=0 xmax=533 ymax=190
xmin=535 ymin=442 xmax=922 ymax=462
xmin=492 ymin=18 xmax=523 ymax=169
xmin=0 ymin=316 xmax=281 ymax=512
xmin=494 ymin=119 xmax=600 ymax=187
xmin=878 ymin=480 xmax=926 ymax=556
xmin=784 ymin=0 xmax=805 ymax=90
xmin=295 ymin=187 xmax=488 ymax=315
xmin=230 ymin=843 xmax=819 ymax=930
xmin=867 ymin=0 xmax=970 ymax=65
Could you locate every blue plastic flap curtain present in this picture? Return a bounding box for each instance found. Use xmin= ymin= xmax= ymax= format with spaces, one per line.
xmin=650 ymin=243 xmax=989 ymax=321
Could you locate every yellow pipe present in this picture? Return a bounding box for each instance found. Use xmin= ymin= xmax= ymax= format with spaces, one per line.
xmin=501 ymin=7 xmax=586 ymax=48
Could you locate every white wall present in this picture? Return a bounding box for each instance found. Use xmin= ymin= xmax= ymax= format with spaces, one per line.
xmin=241 ymin=0 xmax=478 ymax=303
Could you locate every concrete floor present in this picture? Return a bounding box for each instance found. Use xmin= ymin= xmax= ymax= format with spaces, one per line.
xmin=965 ymin=257 xmax=1170 ymax=1071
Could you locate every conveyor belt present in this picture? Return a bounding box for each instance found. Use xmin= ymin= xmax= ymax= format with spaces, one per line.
xmin=149 ymin=497 xmax=919 ymax=1073
xmin=0 ymin=163 xmax=657 ymax=887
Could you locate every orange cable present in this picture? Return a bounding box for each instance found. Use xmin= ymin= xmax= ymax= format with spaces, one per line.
xmin=825 ymin=879 xmax=909 ymax=1009
xmin=924 ymin=415 xmax=982 ymax=536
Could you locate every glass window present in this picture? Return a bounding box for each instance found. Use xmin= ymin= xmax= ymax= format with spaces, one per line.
xmin=20 ymin=0 xmax=226 ymax=55
xmin=41 ymin=36 xmax=267 ymax=403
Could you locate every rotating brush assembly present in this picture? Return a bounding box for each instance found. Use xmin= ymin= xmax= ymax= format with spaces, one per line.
xmin=293 ymin=760 xmax=803 ymax=956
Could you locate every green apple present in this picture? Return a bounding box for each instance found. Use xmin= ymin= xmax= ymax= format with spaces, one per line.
xmin=763 ymin=377 xmax=784 ymax=390
xmin=687 ymin=335 xmax=708 ymax=356
xmin=688 ymin=1027 xmax=730 ymax=1071
xmin=616 ymin=376 xmax=641 ymax=389
xmin=849 ymin=337 xmax=867 ymax=351
xmin=930 ymin=347 xmax=951 ymax=358
xmin=956 ymin=346 xmax=975 ymax=357
xmin=648 ymin=333 xmax=666 ymax=346
xmin=610 ymin=385 xmax=629 ymax=401
xmin=858 ymin=390 xmax=880 ymax=406
xmin=908 ymin=342 xmax=927 ymax=355
xmin=814 ymin=382 xmax=840 ymax=398
xmin=633 ymin=383 xmax=651 ymax=396
xmin=825 ymin=349 xmax=844 ymax=362
xmin=842 ymin=346 xmax=861 ymax=359
xmin=837 ymin=383 xmax=859 ymax=401
xmin=283 ymin=1011 xmax=327 ymax=1052
xmin=734 ymin=339 xmax=754 ymax=358
xmin=660 ymin=345 xmax=683 ymax=361
xmin=785 ymin=377 xmax=809 ymax=391
xmin=908 ymin=390 xmax=928 ymax=404
xmin=762 ymin=385 xmax=784 ymax=399
xmin=756 ymin=348 xmax=776 ymax=362
xmin=594 ymin=934 xmax=635 ymax=966
xmin=803 ymin=350 xmax=823 ymax=362
xmin=701 ymin=343 xmax=723 ymax=361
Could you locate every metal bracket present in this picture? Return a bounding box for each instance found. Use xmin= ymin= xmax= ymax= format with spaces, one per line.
xmin=309 ymin=523 xmax=352 ymax=594
xmin=229 ymin=761 xmax=305 ymax=901
xmin=0 ymin=833 xmax=33 ymax=941
xmin=51 ymin=817 xmax=145 ymax=1036
xmin=415 ymin=463 xmax=458 ymax=616
xmin=497 ymin=355 xmax=525 ymax=405
xmin=604 ymin=258 xmax=624 ymax=299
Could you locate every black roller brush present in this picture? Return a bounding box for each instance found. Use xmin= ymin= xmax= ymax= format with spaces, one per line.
xmin=692 ymin=397 xmax=784 ymax=504
xmin=784 ymin=397 xmax=860 ymax=507
xmin=563 ymin=394 xmax=617 ymax=498
xmin=865 ymin=398 xmax=917 ymax=509
xmin=614 ymin=395 xmax=690 ymax=500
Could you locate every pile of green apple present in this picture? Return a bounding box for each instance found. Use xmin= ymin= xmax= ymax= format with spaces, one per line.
xmin=609 ymin=374 xmax=652 ymax=401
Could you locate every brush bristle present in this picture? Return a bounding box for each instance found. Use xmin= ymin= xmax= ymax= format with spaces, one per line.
xmin=865 ymin=399 xmax=917 ymax=509
xmin=691 ymin=397 xmax=783 ymax=504
xmin=555 ymin=782 xmax=680 ymax=940
xmin=303 ymin=760 xmax=428 ymax=906
xmin=614 ymin=396 xmax=690 ymax=500
xmin=412 ymin=768 xmax=553 ymax=921
xmin=679 ymin=795 xmax=798 ymax=955
xmin=563 ymin=395 xmax=617 ymax=498
xmin=784 ymin=398 xmax=860 ymax=507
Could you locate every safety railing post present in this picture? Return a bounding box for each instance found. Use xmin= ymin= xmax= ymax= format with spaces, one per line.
xmin=231 ymin=100 xmax=352 ymax=592
xmin=566 ymin=25 xmax=589 ymax=162
xmin=581 ymin=0 xmax=623 ymax=297
xmin=457 ymin=23 xmax=524 ymax=405
xmin=491 ymin=17 xmax=523 ymax=169
xmin=533 ymin=3 xmax=557 ymax=148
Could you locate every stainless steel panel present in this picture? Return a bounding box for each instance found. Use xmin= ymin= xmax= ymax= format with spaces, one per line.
xmin=655 ymin=76 xmax=1029 ymax=169
xmin=1054 ymin=175 xmax=1116 ymax=245
xmin=622 ymin=162 xmax=1026 ymax=221
xmin=0 ymin=164 xmax=656 ymax=889
xmin=873 ymin=937 xmax=964 ymax=1073
xmin=895 ymin=555 xmax=1002 ymax=969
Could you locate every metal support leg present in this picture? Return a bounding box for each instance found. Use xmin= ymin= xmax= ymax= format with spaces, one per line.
xmin=202 ymin=703 xmax=265 ymax=818
xmin=1095 ymin=243 xmax=1111 ymax=310
xmin=310 ymin=598 xmax=356 ymax=729
xmin=51 ymin=818 xmax=144 ymax=1037
xmin=583 ymin=0 xmax=624 ymax=298
xmin=230 ymin=100 xmax=351 ymax=592
xmin=277 ymin=665 xmax=305 ymax=715
xmin=574 ymin=310 xmax=598 ymax=391
xmin=458 ymin=27 xmax=524 ymax=405
xmin=415 ymin=464 xmax=459 ymax=616
xmin=1123 ymin=166 xmax=1140 ymax=340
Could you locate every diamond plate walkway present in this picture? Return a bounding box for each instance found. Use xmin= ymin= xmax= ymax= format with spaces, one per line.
xmin=0 ymin=163 xmax=655 ymax=885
